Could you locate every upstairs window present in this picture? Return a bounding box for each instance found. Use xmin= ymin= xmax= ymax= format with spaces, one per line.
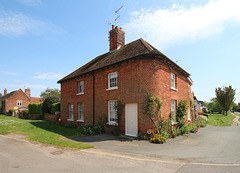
xmin=108 ymin=100 xmax=118 ymax=125
xmin=78 ymin=81 xmax=84 ymax=94
xmin=17 ymin=100 xmax=22 ymax=106
xmin=171 ymin=73 xmax=176 ymax=89
xmin=78 ymin=103 xmax=84 ymax=122
xmin=108 ymin=72 xmax=118 ymax=90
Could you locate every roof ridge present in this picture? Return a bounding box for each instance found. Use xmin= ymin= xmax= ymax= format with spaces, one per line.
xmin=139 ymin=38 xmax=154 ymax=53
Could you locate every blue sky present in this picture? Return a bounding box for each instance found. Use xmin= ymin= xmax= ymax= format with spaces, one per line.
xmin=0 ymin=0 xmax=240 ymax=103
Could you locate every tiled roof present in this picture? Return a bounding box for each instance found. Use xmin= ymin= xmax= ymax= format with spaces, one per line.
xmin=58 ymin=38 xmax=190 ymax=83
xmin=0 ymin=91 xmax=17 ymax=101
xmin=30 ymin=97 xmax=42 ymax=103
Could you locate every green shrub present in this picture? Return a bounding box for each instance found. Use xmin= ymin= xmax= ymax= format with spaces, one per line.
xmin=196 ymin=119 xmax=207 ymax=127
xmin=79 ymin=124 xmax=104 ymax=135
xmin=180 ymin=124 xmax=190 ymax=135
xmin=21 ymin=110 xmax=29 ymax=119
xmin=9 ymin=108 xmax=14 ymax=114
xmin=189 ymin=123 xmax=197 ymax=133
xmin=28 ymin=103 xmax=43 ymax=114
xmin=177 ymin=100 xmax=188 ymax=118
xmin=42 ymin=96 xmax=60 ymax=114
xmin=51 ymin=102 xmax=60 ymax=115
xmin=159 ymin=118 xmax=172 ymax=139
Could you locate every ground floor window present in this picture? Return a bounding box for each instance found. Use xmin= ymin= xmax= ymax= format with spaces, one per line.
xmin=171 ymin=100 xmax=176 ymax=122
xmin=78 ymin=103 xmax=84 ymax=122
xmin=188 ymin=108 xmax=191 ymax=121
xmin=108 ymin=100 xmax=118 ymax=125
xmin=68 ymin=103 xmax=73 ymax=121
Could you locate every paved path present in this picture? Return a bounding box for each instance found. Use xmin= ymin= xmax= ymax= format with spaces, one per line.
xmin=231 ymin=113 xmax=240 ymax=126
xmin=1 ymin=126 xmax=240 ymax=172
xmin=67 ymin=126 xmax=240 ymax=165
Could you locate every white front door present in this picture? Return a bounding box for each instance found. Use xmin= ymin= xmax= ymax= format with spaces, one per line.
xmin=125 ymin=103 xmax=138 ymax=137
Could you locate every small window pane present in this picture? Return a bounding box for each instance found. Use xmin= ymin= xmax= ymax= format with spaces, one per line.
xmin=108 ymin=100 xmax=118 ymax=124
xmin=69 ymin=103 xmax=73 ymax=120
xmin=171 ymin=73 xmax=176 ymax=88
xmin=78 ymin=103 xmax=84 ymax=121
xmin=108 ymin=72 xmax=118 ymax=89
xmin=78 ymin=81 xmax=84 ymax=94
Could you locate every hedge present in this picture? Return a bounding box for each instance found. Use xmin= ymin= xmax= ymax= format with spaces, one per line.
xmin=51 ymin=102 xmax=60 ymax=115
xmin=28 ymin=103 xmax=43 ymax=114
xmin=42 ymin=96 xmax=60 ymax=114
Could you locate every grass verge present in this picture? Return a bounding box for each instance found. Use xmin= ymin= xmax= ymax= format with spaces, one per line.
xmin=0 ymin=114 xmax=94 ymax=149
xmin=207 ymin=112 xmax=235 ymax=126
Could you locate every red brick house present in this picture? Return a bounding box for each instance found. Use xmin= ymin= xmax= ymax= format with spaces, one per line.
xmin=0 ymin=88 xmax=42 ymax=114
xmin=58 ymin=25 xmax=193 ymax=137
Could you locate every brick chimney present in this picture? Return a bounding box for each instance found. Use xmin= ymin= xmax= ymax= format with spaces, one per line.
xmin=109 ymin=25 xmax=125 ymax=52
xmin=25 ymin=88 xmax=31 ymax=98
xmin=4 ymin=88 xmax=7 ymax=95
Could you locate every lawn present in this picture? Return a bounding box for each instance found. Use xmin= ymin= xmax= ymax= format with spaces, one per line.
xmin=0 ymin=114 xmax=94 ymax=149
xmin=207 ymin=112 xmax=235 ymax=126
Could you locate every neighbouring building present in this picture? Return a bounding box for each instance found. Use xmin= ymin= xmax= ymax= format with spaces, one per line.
xmin=58 ymin=25 xmax=194 ymax=137
xmin=0 ymin=88 xmax=42 ymax=114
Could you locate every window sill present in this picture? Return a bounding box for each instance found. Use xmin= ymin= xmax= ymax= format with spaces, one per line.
xmin=107 ymin=122 xmax=118 ymax=126
xmin=67 ymin=119 xmax=73 ymax=121
xmin=106 ymin=87 xmax=118 ymax=91
xmin=76 ymin=92 xmax=84 ymax=95
xmin=77 ymin=120 xmax=84 ymax=122
xmin=171 ymin=87 xmax=178 ymax=91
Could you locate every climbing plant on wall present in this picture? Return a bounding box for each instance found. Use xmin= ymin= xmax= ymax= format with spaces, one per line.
xmin=144 ymin=93 xmax=163 ymax=134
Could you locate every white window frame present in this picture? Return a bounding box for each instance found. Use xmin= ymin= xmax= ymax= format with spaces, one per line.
xmin=17 ymin=100 xmax=22 ymax=106
xmin=171 ymin=73 xmax=177 ymax=90
xmin=188 ymin=108 xmax=191 ymax=121
xmin=77 ymin=103 xmax=84 ymax=122
xmin=171 ymin=100 xmax=176 ymax=123
xmin=107 ymin=72 xmax=118 ymax=90
xmin=108 ymin=100 xmax=118 ymax=125
xmin=68 ymin=103 xmax=73 ymax=121
xmin=77 ymin=81 xmax=84 ymax=95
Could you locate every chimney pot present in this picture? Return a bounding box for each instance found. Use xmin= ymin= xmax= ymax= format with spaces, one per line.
xmin=4 ymin=88 xmax=7 ymax=95
xmin=25 ymin=88 xmax=31 ymax=98
xmin=112 ymin=25 xmax=115 ymax=29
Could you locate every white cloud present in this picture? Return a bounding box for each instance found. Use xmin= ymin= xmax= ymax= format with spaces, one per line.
xmin=1 ymin=70 xmax=20 ymax=76
xmin=18 ymin=0 xmax=42 ymax=6
xmin=0 ymin=11 xmax=64 ymax=36
xmin=33 ymin=72 xmax=62 ymax=80
xmin=124 ymin=0 xmax=240 ymax=49
xmin=0 ymin=84 xmax=47 ymax=89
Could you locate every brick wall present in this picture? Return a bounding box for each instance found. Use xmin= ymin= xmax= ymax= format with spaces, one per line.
xmin=60 ymin=58 xmax=193 ymax=134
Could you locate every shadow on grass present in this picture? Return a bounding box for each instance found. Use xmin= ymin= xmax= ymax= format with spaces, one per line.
xmin=30 ymin=121 xmax=133 ymax=143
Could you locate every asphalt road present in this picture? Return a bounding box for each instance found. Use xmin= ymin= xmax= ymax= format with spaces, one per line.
xmin=1 ymin=126 xmax=240 ymax=173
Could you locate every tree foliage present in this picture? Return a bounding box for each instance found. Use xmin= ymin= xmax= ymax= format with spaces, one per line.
xmin=215 ymin=85 xmax=236 ymax=116
xmin=42 ymin=96 xmax=60 ymax=114
xmin=206 ymin=98 xmax=223 ymax=114
xmin=40 ymin=88 xmax=60 ymax=101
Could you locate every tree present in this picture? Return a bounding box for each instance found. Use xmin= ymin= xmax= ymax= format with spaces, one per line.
xmin=42 ymin=96 xmax=60 ymax=114
xmin=40 ymin=88 xmax=60 ymax=101
xmin=215 ymin=86 xmax=236 ymax=116
xmin=207 ymin=98 xmax=223 ymax=114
